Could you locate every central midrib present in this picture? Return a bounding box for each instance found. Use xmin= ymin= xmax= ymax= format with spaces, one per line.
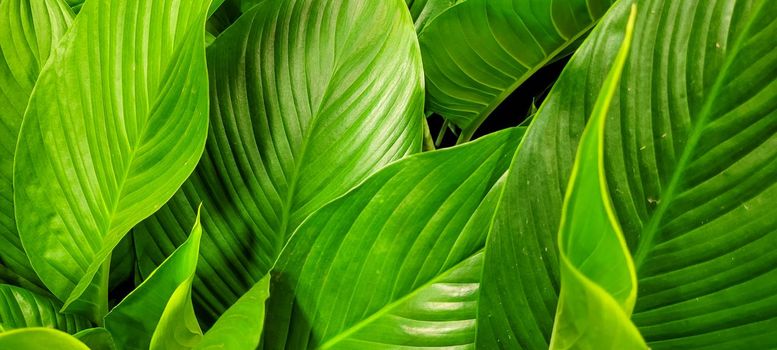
xmin=631 ymin=1 xmax=761 ymax=271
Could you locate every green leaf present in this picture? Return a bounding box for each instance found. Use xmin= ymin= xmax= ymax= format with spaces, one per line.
xmin=263 ymin=127 xmax=524 ymax=348
xmin=104 ymin=211 xmax=203 ymax=350
xmin=407 ymin=0 xmax=462 ymax=32
xmin=419 ymin=0 xmax=615 ymax=141
xmin=0 ymin=284 xmax=90 ymax=333
xmin=195 ymin=275 xmax=270 ymax=350
xmin=133 ymin=0 xmax=425 ymax=323
xmin=0 ymin=0 xmax=73 ymax=290
xmin=480 ymin=0 xmax=777 ymax=347
xmin=0 ymin=328 xmax=89 ymax=350
xmin=74 ymin=328 xmax=117 ymax=350
xmin=13 ymin=0 xmax=211 ymax=321
xmin=549 ymin=6 xmax=645 ymax=348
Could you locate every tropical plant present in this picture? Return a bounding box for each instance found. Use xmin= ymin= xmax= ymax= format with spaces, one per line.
xmin=0 ymin=0 xmax=774 ymax=349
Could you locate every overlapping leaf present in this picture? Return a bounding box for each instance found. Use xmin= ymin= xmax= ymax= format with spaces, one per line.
xmin=263 ymin=127 xmax=523 ymax=349
xmin=13 ymin=0 xmax=211 ymax=321
xmin=0 ymin=284 xmax=90 ymax=333
xmin=134 ymin=0 xmax=425 ymax=323
xmin=419 ymin=0 xmax=616 ymax=140
xmin=479 ymin=0 xmax=777 ymax=347
xmin=0 ymin=328 xmax=89 ymax=349
xmin=0 ymin=0 xmax=72 ymax=289
xmin=105 ymin=213 xmax=203 ymax=350
xmin=549 ymin=7 xmax=645 ymax=347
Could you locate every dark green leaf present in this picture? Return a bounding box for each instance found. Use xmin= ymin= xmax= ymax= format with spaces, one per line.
xmin=74 ymin=328 xmax=117 ymax=350
xmin=419 ymin=0 xmax=615 ymax=141
xmin=479 ymin=0 xmax=777 ymax=347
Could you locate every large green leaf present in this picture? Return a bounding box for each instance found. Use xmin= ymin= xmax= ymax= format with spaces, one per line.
xmin=0 ymin=328 xmax=89 ymax=349
xmin=195 ymin=275 xmax=270 ymax=350
xmin=133 ymin=0 xmax=425 ymax=323
xmin=263 ymin=127 xmax=523 ymax=349
xmin=105 ymin=212 xmax=203 ymax=350
xmin=13 ymin=0 xmax=211 ymax=321
xmin=480 ymin=0 xmax=777 ymax=347
xmin=549 ymin=7 xmax=644 ymax=347
xmin=419 ymin=0 xmax=615 ymax=141
xmin=0 ymin=0 xmax=72 ymax=289
xmin=0 ymin=284 xmax=90 ymax=333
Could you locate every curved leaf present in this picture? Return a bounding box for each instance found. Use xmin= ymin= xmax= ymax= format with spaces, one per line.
xmin=105 ymin=211 xmax=203 ymax=350
xmin=133 ymin=0 xmax=424 ymax=322
xmin=0 ymin=0 xmax=72 ymax=289
xmin=0 ymin=284 xmax=90 ymax=333
xmin=419 ymin=0 xmax=615 ymax=141
xmin=480 ymin=0 xmax=777 ymax=347
xmin=263 ymin=127 xmax=524 ymax=349
xmin=549 ymin=7 xmax=645 ymax=347
xmin=0 ymin=328 xmax=89 ymax=350
xmin=407 ymin=0 xmax=462 ymax=31
xmin=13 ymin=0 xmax=211 ymax=320
xmin=195 ymin=275 xmax=270 ymax=350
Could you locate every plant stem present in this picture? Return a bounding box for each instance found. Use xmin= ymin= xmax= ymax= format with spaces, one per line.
xmin=422 ymin=118 xmax=436 ymax=151
xmin=435 ymin=119 xmax=448 ymax=147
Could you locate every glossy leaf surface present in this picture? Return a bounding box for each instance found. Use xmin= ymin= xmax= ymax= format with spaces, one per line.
xmin=0 ymin=0 xmax=72 ymax=288
xmin=0 ymin=328 xmax=89 ymax=349
xmin=134 ymin=0 xmax=424 ymax=322
xmin=419 ymin=0 xmax=615 ymax=139
xmin=479 ymin=0 xmax=777 ymax=347
xmin=549 ymin=7 xmax=645 ymax=347
xmin=195 ymin=275 xmax=270 ymax=350
xmin=263 ymin=127 xmax=524 ymax=349
xmin=0 ymin=284 xmax=90 ymax=333
xmin=13 ymin=0 xmax=211 ymax=320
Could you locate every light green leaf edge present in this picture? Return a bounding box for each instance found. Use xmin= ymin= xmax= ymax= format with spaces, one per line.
xmin=549 ymin=5 xmax=646 ymax=349
xmin=0 ymin=327 xmax=89 ymax=350
xmin=105 ymin=209 xmax=203 ymax=350
xmin=195 ymin=275 xmax=270 ymax=350
xmin=13 ymin=0 xmax=212 ymax=321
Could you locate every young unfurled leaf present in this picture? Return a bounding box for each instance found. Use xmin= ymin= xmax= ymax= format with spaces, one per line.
xmin=105 ymin=212 xmax=203 ymax=350
xmin=195 ymin=275 xmax=270 ymax=350
xmin=550 ymin=6 xmax=646 ymax=348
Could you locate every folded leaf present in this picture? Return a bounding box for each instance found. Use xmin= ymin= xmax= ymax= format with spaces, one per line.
xmin=133 ymin=0 xmax=425 ymax=323
xmin=105 ymin=212 xmax=203 ymax=350
xmin=0 ymin=328 xmax=89 ymax=349
xmin=480 ymin=0 xmax=777 ymax=347
xmin=13 ymin=0 xmax=211 ymax=321
xmin=419 ymin=0 xmax=615 ymax=141
xmin=0 ymin=284 xmax=90 ymax=333
xmin=0 ymin=0 xmax=72 ymax=290
xmin=263 ymin=127 xmax=524 ymax=349
xmin=549 ymin=6 xmax=645 ymax=347
xmin=195 ymin=275 xmax=270 ymax=350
